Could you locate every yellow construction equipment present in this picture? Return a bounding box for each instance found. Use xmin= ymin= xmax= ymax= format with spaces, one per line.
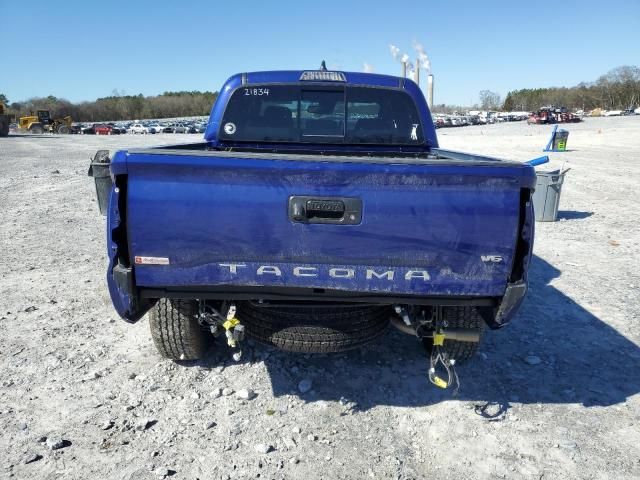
xmin=19 ymin=110 xmax=73 ymax=134
xmin=0 ymin=103 xmax=9 ymax=137
xmin=50 ymin=115 xmax=73 ymax=134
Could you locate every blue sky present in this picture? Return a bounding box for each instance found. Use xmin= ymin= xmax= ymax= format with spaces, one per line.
xmin=2 ymin=0 xmax=639 ymax=105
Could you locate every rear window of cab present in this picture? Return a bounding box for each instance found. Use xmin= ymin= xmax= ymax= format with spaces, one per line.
xmin=218 ymin=85 xmax=424 ymax=145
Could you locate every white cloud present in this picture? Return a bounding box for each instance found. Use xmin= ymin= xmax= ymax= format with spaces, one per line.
xmin=389 ymin=44 xmax=400 ymax=60
xmin=412 ymin=40 xmax=431 ymax=71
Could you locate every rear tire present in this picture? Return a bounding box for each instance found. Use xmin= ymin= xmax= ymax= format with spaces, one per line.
xmin=149 ymin=299 xmax=212 ymax=360
xmin=422 ymin=306 xmax=484 ymax=362
xmin=30 ymin=124 xmax=44 ymax=134
xmin=238 ymin=302 xmax=390 ymax=353
xmin=0 ymin=120 xmax=8 ymax=137
xmin=57 ymin=125 xmax=70 ymax=134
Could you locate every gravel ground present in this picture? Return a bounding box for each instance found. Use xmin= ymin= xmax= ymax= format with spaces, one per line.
xmin=1 ymin=119 xmax=639 ymax=480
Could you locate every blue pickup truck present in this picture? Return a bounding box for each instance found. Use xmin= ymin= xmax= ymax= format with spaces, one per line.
xmin=90 ymin=67 xmax=535 ymax=370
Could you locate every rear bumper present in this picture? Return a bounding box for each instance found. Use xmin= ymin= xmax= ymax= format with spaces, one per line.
xmin=110 ymin=255 xmax=527 ymax=326
xmin=139 ymin=280 xmax=528 ymax=329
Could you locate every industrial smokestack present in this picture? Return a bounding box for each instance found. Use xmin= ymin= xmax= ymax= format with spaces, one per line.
xmin=427 ymin=74 xmax=434 ymax=109
xmin=414 ymin=58 xmax=420 ymax=86
xmin=400 ymin=53 xmax=412 ymax=78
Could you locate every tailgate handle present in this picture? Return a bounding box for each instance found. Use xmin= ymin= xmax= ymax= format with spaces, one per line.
xmin=306 ymin=199 xmax=345 ymax=219
xmin=288 ymin=196 xmax=362 ymax=225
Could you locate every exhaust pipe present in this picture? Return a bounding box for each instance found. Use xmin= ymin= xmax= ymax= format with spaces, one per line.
xmin=414 ymin=57 xmax=420 ymax=86
xmin=390 ymin=315 xmax=415 ymax=335
xmin=390 ymin=316 xmax=480 ymax=342
xmin=434 ymin=328 xmax=480 ymax=343
xmin=427 ymin=74 xmax=434 ymax=109
xmin=401 ymin=61 xmax=407 ymax=78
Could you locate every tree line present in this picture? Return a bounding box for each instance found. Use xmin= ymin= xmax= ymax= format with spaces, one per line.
xmin=1 ymin=90 xmax=219 ymax=122
xmin=502 ymin=65 xmax=640 ymax=111
xmin=2 ymin=65 xmax=639 ymax=121
xmin=435 ymin=65 xmax=640 ymax=113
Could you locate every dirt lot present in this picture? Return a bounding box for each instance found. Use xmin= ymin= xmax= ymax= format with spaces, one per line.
xmin=1 ymin=119 xmax=639 ymax=480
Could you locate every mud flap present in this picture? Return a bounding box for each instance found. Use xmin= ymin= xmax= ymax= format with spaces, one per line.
xmin=493 ymin=281 xmax=527 ymax=327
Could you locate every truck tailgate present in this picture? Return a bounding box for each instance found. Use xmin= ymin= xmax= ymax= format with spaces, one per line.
xmin=124 ymin=151 xmax=533 ymax=297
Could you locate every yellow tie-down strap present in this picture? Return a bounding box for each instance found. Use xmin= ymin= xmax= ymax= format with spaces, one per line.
xmin=223 ymin=318 xmax=240 ymax=331
xmin=433 ymin=333 xmax=445 ymax=346
xmin=432 ymin=376 xmax=448 ymax=389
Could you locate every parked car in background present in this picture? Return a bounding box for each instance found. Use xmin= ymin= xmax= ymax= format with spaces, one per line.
xmin=174 ymin=122 xmax=188 ymax=133
xmin=528 ymin=107 xmax=582 ymax=124
xmin=82 ymin=123 xmax=110 ymax=135
xmin=95 ymin=124 xmax=113 ymax=135
xmin=107 ymin=123 xmax=124 ymax=135
xmin=128 ymin=123 xmax=149 ymax=134
xmin=163 ymin=122 xmax=188 ymax=133
xmin=147 ymin=123 xmax=163 ymax=134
